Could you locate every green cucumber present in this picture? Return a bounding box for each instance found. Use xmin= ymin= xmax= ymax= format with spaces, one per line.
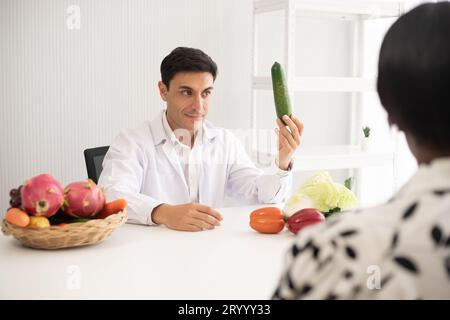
xmin=271 ymin=62 xmax=292 ymax=125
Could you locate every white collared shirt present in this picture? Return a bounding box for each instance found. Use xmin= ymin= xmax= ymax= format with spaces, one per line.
xmin=274 ymin=157 xmax=450 ymax=299
xmin=98 ymin=110 xmax=293 ymax=225
xmin=161 ymin=111 xmax=201 ymax=203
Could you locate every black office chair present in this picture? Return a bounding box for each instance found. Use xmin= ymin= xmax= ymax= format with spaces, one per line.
xmin=84 ymin=146 xmax=109 ymax=184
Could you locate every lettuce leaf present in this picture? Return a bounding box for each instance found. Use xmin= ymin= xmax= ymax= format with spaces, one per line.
xmin=284 ymin=171 xmax=358 ymax=215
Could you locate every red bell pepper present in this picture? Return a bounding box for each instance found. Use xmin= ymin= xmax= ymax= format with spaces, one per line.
xmin=287 ymin=208 xmax=325 ymax=235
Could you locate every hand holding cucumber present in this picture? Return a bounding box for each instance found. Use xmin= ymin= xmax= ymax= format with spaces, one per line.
xmin=272 ymin=62 xmax=304 ymax=170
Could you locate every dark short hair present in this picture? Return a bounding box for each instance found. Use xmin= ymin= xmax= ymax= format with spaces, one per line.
xmin=377 ymin=2 xmax=450 ymax=149
xmin=160 ymin=47 xmax=218 ymax=89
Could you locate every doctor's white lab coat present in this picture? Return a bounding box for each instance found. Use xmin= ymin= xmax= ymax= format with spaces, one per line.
xmin=98 ymin=110 xmax=292 ymax=225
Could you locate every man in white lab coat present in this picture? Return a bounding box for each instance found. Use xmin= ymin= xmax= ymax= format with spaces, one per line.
xmin=98 ymin=47 xmax=304 ymax=231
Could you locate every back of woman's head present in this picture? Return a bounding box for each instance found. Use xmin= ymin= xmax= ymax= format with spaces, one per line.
xmin=377 ymin=2 xmax=450 ymax=149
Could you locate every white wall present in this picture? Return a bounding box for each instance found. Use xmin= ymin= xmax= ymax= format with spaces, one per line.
xmin=0 ymin=0 xmax=252 ymax=211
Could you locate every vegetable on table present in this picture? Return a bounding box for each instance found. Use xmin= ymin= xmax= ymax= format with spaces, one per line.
xmin=287 ymin=208 xmax=325 ymax=235
xmin=284 ymin=171 xmax=358 ymax=217
xmin=344 ymin=177 xmax=354 ymax=191
xmin=249 ymin=207 xmax=285 ymax=234
xmin=271 ymin=62 xmax=292 ymax=125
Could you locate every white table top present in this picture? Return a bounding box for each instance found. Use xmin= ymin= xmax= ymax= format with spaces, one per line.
xmin=0 ymin=205 xmax=295 ymax=300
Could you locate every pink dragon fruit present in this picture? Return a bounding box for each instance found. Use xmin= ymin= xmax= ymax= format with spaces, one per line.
xmin=62 ymin=179 xmax=105 ymax=218
xmin=20 ymin=173 xmax=64 ymax=217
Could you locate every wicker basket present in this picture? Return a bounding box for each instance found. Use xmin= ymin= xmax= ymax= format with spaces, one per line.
xmin=1 ymin=210 xmax=127 ymax=250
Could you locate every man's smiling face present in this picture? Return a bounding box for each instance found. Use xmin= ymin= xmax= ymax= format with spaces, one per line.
xmin=158 ymin=71 xmax=214 ymax=133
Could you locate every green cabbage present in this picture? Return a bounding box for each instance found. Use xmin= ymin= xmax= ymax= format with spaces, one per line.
xmin=284 ymin=171 xmax=358 ymax=215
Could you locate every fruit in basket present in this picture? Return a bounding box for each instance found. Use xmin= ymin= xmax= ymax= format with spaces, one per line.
xmin=48 ymin=208 xmax=70 ymax=225
xmin=5 ymin=208 xmax=30 ymax=227
xmin=62 ymin=179 xmax=105 ymax=218
xmin=250 ymin=207 xmax=286 ymax=234
xmin=95 ymin=198 xmax=128 ymax=219
xmin=9 ymin=185 xmax=23 ymax=208
xmin=71 ymin=218 xmax=90 ymax=223
xmin=21 ymin=174 xmax=64 ymax=217
xmin=287 ymin=208 xmax=325 ymax=235
xmin=28 ymin=216 xmax=50 ymax=228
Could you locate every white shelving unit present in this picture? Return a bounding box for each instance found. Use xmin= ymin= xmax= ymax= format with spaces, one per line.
xmin=253 ymin=76 xmax=376 ymax=92
xmin=251 ymin=0 xmax=405 ymax=196
xmin=253 ymin=145 xmax=394 ymax=171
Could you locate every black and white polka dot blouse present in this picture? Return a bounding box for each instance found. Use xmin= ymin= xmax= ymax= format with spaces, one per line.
xmin=273 ymin=158 xmax=450 ymax=299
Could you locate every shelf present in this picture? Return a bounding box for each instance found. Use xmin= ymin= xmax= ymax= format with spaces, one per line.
xmin=253 ymin=76 xmax=376 ymax=92
xmin=252 ymin=145 xmax=394 ymax=171
xmin=251 ymin=0 xmax=402 ymax=181
xmin=254 ymin=0 xmax=403 ymax=19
